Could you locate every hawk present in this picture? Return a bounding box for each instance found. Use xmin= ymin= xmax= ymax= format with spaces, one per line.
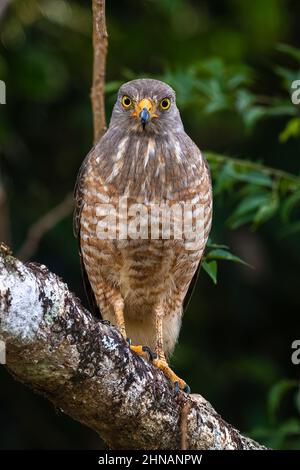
xmin=74 ymin=79 xmax=212 ymax=392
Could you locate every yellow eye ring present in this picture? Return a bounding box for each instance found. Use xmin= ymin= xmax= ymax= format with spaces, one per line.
xmin=159 ymin=98 xmax=171 ymax=110
xmin=121 ymin=95 xmax=132 ymax=108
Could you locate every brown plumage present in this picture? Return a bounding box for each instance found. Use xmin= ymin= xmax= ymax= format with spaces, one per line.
xmin=74 ymin=79 xmax=212 ymax=391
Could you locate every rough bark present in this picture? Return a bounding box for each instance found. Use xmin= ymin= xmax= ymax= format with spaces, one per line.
xmin=91 ymin=0 xmax=108 ymax=143
xmin=0 ymin=246 xmax=266 ymax=450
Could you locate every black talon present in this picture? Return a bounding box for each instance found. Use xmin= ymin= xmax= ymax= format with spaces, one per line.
xmin=183 ymin=383 xmax=191 ymax=394
xmin=126 ymin=338 xmax=132 ymax=346
xmin=142 ymin=346 xmax=157 ymax=361
xmin=174 ymin=381 xmax=180 ymax=394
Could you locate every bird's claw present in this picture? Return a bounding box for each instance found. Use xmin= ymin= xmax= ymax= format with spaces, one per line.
xmin=174 ymin=381 xmax=180 ymax=394
xmin=152 ymin=357 xmax=191 ymax=394
xmin=174 ymin=381 xmax=190 ymax=394
xmin=127 ymin=339 xmax=156 ymax=362
xmin=142 ymin=346 xmax=157 ymax=361
xmin=127 ymin=339 xmax=190 ymax=393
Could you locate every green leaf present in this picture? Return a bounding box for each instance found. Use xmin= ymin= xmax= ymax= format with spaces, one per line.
xmin=235 ymin=88 xmax=255 ymax=112
xmin=253 ymin=195 xmax=279 ymax=227
xmin=206 ymin=248 xmax=250 ymax=267
xmin=275 ymin=66 xmax=300 ymax=89
xmin=206 ymin=242 xmax=229 ymax=250
xmin=230 ymin=170 xmax=273 ymax=187
xmin=279 ymin=118 xmax=300 ymax=143
xmin=243 ymin=106 xmax=267 ymax=129
xmin=276 ymin=419 xmax=300 ymax=437
xmin=202 ymin=79 xmax=229 ymax=114
xmin=197 ymin=57 xmax=225 ymax=76
xmin=214 ymin=162 xmax=236 ymax=195
xmin=281 ymin=190 xmax=300 ymax=222
xmin=228 ymin=73 xmax=252 ymax=90
xmin=230 ymin=193 xmax=270 ymax=220
xmin=228 ymin=212 xmax=258 ymax=230
xmin=280 ymin=221 xmax=300 ymax=238
xmin=268 ymin=380 xmax=298 ymax=424
xmin=277 ymin=44 xmax=300 ymax=63
xmin=202 ymin=260 xmax=217 ymax=284
xmin=264 ymin=103 xmax=298 ymax=117
xmin=162 ymin=66 xmax=201 ymax=107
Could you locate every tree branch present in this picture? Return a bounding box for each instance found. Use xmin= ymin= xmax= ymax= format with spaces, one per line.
xmin=16 ymin=193 xmax=73 ymax=262
xmin=0 ymin=0 xmax=11 ymax=22
xmin=91 ymin=0 xmax=108 ymax=143
xmin=0 ymin=247 xmax=266 ymax=450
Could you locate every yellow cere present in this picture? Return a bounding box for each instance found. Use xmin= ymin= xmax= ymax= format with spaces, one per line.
xmin=132 ymin=98 xmax=158 ymax=119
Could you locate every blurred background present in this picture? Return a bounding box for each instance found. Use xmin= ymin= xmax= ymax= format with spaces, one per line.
xmin=0 ymin=0 xmax=300 ymax=449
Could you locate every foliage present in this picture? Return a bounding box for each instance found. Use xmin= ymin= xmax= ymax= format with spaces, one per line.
xmin=107 ymin=45 xmax=300 ymax=283
xmin=163 ymin=49 xmax=300 ymax=283
xmin=249 ymin=380 xmax=300 ymax=449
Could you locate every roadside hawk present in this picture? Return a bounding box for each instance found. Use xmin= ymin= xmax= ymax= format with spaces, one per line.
xmin=74 ymin=79 xmax=212 ymax=392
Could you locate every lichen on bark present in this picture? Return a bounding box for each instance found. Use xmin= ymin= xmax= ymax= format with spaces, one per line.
xmin=0 ymin=248 xmax=267 ymax=450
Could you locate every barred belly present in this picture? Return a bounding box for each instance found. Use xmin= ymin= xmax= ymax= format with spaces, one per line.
xmin=80 ymin=204 xmax=202 ymax=355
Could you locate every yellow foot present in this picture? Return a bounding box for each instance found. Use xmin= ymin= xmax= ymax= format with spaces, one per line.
xmin=127 ymin=339 xmax=157 ymax=361
xmin=129 ymin=344 xmax=148 ymax=360
xmin=152 ymin=358 xmax=191 ymax=393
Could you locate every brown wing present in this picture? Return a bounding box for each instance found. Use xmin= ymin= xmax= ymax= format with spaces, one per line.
xmin=73 ymin=148 xmax=102 ymax=319
xmin=183 ymin=260 xmax=201 ymax=312
xmin=183 ymin=156 xmax=212 ymax=313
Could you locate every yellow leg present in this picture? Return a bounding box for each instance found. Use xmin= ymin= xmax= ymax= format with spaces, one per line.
xmin=128 ymin=344 xmax=150 ymax=360
xmin=152 ymin=356 xmax=189 ymax=392
xmin=114 ymin=298 xmax=126 ymax=339
xmin=152 ymin=305 xmax=190 ymax=393
xmin=113 ymin=300 xmax=154 ymax=360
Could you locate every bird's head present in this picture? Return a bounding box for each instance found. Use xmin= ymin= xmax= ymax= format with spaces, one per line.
xmin=109 ymin=79 xmax=183 ymax=134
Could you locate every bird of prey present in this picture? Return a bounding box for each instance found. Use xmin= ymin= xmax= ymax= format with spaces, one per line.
xmin=74 ymin=79 xmax=212 ymax=392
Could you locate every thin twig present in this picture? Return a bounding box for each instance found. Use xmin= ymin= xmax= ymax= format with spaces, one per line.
xmin=91 ymin=0 xmax=108 ymax=143
xmin=14 ymin=2 xmax=108 ymax=264
xmin=206 ymin=152 xmax=300 ymax=187
xmin=0 ymin=0 xmax=11 ymax=21
xmin=16 ymin=193 xmax=73 ymax=261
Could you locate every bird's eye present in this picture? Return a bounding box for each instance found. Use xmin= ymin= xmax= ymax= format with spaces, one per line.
xmin=159 ymin=98 xmax=171 ymax=110
xmin=121 ymin=95 xmax=132 ymax=108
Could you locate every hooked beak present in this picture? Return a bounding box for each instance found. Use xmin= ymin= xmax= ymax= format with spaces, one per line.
xmin=140 ymin=107 xmax=150 ymax=129
xmin=132 ymin=98 xmax=157 ymax=130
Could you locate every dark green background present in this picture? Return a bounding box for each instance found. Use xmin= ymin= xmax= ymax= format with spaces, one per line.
xmin=0 ymin=0 xmax=300 ymax=449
